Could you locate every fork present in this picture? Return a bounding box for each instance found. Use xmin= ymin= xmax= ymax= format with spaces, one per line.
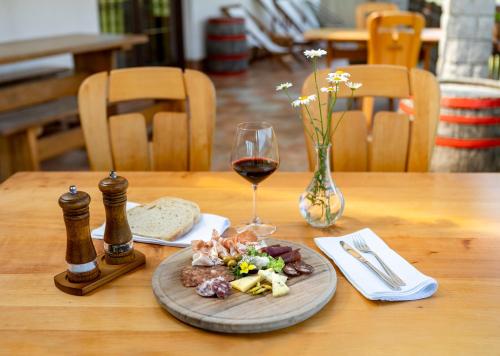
xmin=353 ymin=234 xmax=406 ymax=286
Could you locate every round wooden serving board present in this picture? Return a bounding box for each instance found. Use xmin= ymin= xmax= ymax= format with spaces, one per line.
xmin=152 ymin=239 xmax=337 ymax=333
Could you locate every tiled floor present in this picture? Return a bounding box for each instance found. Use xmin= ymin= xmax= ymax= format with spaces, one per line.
xmin=43 ymin=57 xmax=342 ymax=172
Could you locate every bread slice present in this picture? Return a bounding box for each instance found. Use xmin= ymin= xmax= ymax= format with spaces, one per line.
xmin=127 ymin=197 xmax=201 ymax=241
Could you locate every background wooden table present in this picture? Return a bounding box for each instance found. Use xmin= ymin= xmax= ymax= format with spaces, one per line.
xmin=304 ymin=27 xmax=441 ymax=69
xmin=0 ymin=172 xmax=499 ymax=354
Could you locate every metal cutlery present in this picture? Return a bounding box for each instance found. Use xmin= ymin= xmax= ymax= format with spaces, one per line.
xmin=340 ymin=241 xmax=401 ymax=290
xmin=353 ymin=234 xmax=406 ymax=286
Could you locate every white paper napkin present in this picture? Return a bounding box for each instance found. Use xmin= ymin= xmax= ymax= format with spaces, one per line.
xmin=91 ymin=202 xmax=231 ymax=248
xmin=314 ymin=228 xmax=438 ymax=301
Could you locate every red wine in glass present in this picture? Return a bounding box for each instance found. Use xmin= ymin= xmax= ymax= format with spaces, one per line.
xmin=230 ymin=122 xmax=279 ymax=236
xmin=232 ymin=157 xmax=279 ymax=185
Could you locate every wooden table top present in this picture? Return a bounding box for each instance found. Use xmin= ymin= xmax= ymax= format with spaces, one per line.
xmin=304 ymin=27 xmax=441 ymax=43
xmin=0 ymin=171 xmax=499 ymax=354
xmin=0 ymin=33 xmax=148 ymax=65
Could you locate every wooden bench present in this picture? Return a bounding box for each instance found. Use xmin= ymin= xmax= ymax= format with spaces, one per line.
xmin=0 ymin=33 xmax=149 ymax=181
xmin=0 ymin=70 xmax=89 ymax=180
xmin=0 ymin=66 xmax=68 ymax=86
xmin=0 ymin=96 xmax=84 ymax=175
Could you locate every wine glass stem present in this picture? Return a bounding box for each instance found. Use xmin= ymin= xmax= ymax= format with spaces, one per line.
xmin=252 ymin=184 xmax=259 ymax=224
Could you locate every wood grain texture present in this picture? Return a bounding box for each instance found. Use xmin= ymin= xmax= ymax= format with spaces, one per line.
xmin=54 ymin=251 xmax=145 ymax=296
xmin=0 ymin=172 xmax=499 ymax=353
xmin=184 ymin=69 xmax=216 ymax=171
xmin=367 ymin=11 xmax=425 ymax=69
xmin=0 ymin=172 xmax=499 ymax=354
xmin=152 ymin=238 xmax=336 ymax=333
xmin=38 ymin=128 xmax=84 ymax=161
xmin=0 ymin=73 xmax=87 ymax=113
xmin=0 ymin=34 xmax=147 ymax=65
xmin=108 ymin=67 xmax=186 ymax=103
xmin=370 ymin=112 xmax=410 ymax=171
xmin=152 ymin=112 xmax=189 ymax=171
xmin=355 ymin=2 xmax=399 ymax=29
xmin=109 ymin=113 xmax=150 ymax=171
xmin=332 ymin=111 xmax=368 ymax=171
xmin=78 ymin=72 xmax=113 ymax=170
xmin=303 ymin=27 xmax=440 ymax=43
xmin=407 ymin=68 xmax=440 ymax=172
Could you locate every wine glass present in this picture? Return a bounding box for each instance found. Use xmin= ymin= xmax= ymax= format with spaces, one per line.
xmin=231 ymin=122 xmax=279 ymax=236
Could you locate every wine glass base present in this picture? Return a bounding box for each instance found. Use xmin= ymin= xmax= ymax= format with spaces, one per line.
xmin=236 ymin=223 xmax=276 ymax=237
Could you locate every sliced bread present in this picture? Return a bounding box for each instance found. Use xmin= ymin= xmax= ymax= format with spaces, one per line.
xmin=127 ymin=197 xmax=201 ymax=241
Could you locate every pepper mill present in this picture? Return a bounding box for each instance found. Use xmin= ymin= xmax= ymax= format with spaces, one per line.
xmin=58 ymin=185 xmax=100 ymax=283
xmin=99 ymin=171 xmax=135 ymax=265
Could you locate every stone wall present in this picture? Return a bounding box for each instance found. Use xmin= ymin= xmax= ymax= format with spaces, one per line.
xmin=437 ymin=0 xmax=496 ymax=78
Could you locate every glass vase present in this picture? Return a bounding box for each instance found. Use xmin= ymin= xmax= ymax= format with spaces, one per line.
xmin=299 ymin=144 xmax=344 ymax=228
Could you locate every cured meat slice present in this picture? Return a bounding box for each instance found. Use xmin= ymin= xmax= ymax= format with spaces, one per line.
xmin=293 ymin=261 xmax=314 ymax=274
xmin=283 ymin=263 xmax=300 ymax=276
xmin=279 ymin=249 xmax=301 ymax=264
xmin=181 ymin=266 xmax=235 ymax=287
xmin=265 ymin=246 xmax=292 ymax=257
xmin=196 ymin=277 xmax=231 ymax=298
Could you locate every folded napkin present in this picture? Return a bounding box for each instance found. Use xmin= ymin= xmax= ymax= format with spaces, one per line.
xmin=91 ymin=202 xmax=231 ymax=248
xmin=315 ymin=228 xmax=438 ymax=301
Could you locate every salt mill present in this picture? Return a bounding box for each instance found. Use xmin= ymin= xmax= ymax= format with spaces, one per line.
xmin=99 ymin=171 xmax=135 ymax=265
xmin=58 ymin=185 xmax=100 ymax=283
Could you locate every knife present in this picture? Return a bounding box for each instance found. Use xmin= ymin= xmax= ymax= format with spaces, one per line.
xmin=340 ymin=241 xmax=401 ymax=290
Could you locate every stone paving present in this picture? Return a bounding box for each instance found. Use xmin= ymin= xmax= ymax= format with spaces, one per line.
xmin=210 ymin=58 xmax=314 ymax=171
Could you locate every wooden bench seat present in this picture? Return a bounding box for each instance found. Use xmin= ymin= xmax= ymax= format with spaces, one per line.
xmin=0 ymin=66 xmax=69 ymax=86
xmin=0 ymin=96 xmax=84 ymax=180
xmin=0 ymin=96 xmax=77 ymax=136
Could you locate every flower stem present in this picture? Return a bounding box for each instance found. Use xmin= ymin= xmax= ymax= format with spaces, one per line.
xmin=312 ymin=59 xmax=325 ymax=144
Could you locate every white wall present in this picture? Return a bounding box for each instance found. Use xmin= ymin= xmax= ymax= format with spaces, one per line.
xmin=0 ymin=0 xmax=99 ymax=74
xmin=182 ymin=0 xmax=260 ymax=61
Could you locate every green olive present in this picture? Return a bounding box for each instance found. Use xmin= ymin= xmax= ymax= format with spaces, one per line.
xmin=223 ymin=256 xmax=232 ymax=264
xmin=227 ymin=259 xmax=237 ymax=268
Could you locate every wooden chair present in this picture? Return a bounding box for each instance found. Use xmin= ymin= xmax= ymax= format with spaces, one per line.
xmin=78 ymin=67 xmax=215 ymax=171
xmin=367 ymin=11 xmax=425 ymax=68
xmin=355 ymin=2 xmax=399 ymax=29
xmin=301 ymin=65 xmax=440 ymax=172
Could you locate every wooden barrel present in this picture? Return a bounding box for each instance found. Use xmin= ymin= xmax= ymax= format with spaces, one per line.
xmin=399 ymin=78 xmax=500 ymax=172
xmin=206 ymin=17 xmax=248 ymax=75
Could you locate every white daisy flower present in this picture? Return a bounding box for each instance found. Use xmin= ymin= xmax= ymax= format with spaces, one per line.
xmin=320 ymin=86 xmax=337 ymax=93
xmin=276 ymin=82 xmax=293 ymax=91
xmin=303 ymin=49 xmax=327 ymax=59
xmin=345 ymin=81 xmax=362 ymax=90
xmin=326 ymin=70 xmax=351 ymax=83
xmin=292 ymin=94 xmax=317 ymax=107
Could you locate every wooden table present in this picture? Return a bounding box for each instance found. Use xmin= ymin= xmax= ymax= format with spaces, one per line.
xmin=0 ymin=34 xmax=147 ymax=181
xmin=0 ymin=172 xmax=499 ymax=354
xmin=304 ymin=28 xmax=441 ymax=69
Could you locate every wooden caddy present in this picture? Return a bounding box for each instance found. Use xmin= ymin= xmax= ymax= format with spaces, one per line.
xmin=54 ymin=250 xmax=145 ymax=296
xmin=54 ymin=172 xmax=145 ymax=296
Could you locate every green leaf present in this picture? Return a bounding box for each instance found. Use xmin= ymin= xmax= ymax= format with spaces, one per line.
xmin=267 ymin=256 xmax=285 ymax=273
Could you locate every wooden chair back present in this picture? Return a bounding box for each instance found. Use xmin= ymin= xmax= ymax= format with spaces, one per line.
xmin=355 ymin=2 xmax=399 ymax=29
xmin=78 ymin=67 xmax=215 ymax=171
xmin=367 ymin=11 xmax=425 ymax=68
xmin=301 ymin=65 xmax=440 ymax=172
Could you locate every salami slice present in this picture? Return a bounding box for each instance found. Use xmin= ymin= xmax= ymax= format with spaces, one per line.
xmin=293 ymin=261 xmax=314 ymax=274
xmin=195 ymin=277 xmax=231 ymax=298
xmin=280 ymin=249 xmax=301 ymax=263
xmin=283 ymin=263 xmax=300 ymax=276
